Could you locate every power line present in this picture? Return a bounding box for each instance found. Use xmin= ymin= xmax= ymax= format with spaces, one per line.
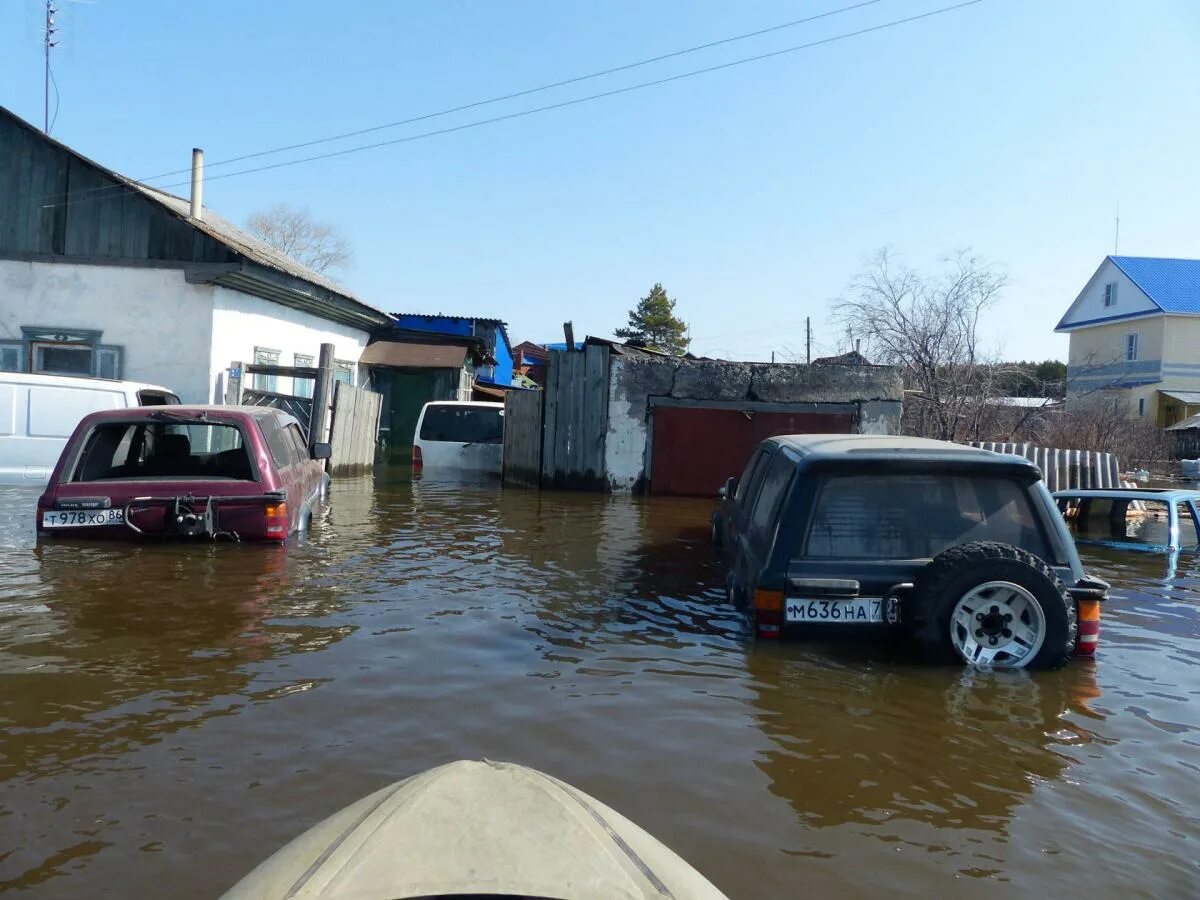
xmin=70 ymin=0 xmax=893 ymax=193
xmin=44 ymin=0 xmax=893 ymax=207
xmin=46 ymin=0 xmax=986 ymax=208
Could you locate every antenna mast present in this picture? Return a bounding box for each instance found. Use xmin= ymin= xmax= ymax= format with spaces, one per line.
xmin=44 ymin=1 xmax=59 ymax=133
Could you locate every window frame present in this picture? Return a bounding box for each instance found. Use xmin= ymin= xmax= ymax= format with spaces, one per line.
xmin=7 ymin=327 xmax=124 ymax=378
xmin=1103 ymin=282 xmax=1118 ymax=307
xmin=253 ymin=347 xmax=282 ymax=392
xmin=333 ymin=360 xmax=355 ymax=386
xmin=1125 ymin=332 xmax=1139 ymax=362
xmin=293 ymin=353 xmax=315 ymax=399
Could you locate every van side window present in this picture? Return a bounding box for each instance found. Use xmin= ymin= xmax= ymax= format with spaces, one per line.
xmin=735 ymin=451 xmax=766 ymax=505
xmin=750 ymin=453 xmax=795 ymax=536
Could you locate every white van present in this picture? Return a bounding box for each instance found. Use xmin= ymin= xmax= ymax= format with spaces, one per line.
xmin=0 ymin=373 xmax=179 ymax=485
xmin=413 ymin=401 xmax=504 ymax=475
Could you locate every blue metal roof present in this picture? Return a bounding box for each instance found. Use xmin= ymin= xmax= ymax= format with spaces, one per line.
xmin=1110 ymin=256 xmax=1200 ymax=314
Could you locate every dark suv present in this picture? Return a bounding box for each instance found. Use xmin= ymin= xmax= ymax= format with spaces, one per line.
xmin=713 ymin=435 xmax=1107 ymax=669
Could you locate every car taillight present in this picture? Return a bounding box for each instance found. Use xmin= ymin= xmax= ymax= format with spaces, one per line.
xmin=412 ymin=445 xmax=423 ymax=470
xmin=754 ymin=588 xmax=784 ymax=639
xmin=1076 ymin=599 xmax=1101 ymax=655
xmin=264 ymin=500 xmax=289 ymax=540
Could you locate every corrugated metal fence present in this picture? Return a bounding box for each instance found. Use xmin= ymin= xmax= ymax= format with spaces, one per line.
xmin=970 ymin=442 xmax=1121 ymax=491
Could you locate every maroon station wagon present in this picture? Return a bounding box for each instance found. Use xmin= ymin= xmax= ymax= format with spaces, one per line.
xmin=36 ymin=406 xmax=331 ymax=543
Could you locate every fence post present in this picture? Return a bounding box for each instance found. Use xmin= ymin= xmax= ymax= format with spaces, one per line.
xmin=225 ymin=361 xmax=243 ymax=405
xmin=310 ymin=343 xmax=335 ymax=452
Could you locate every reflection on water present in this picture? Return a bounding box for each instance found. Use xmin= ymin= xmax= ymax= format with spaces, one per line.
xmin=1 ymin=477 xmax=1198 ymax=897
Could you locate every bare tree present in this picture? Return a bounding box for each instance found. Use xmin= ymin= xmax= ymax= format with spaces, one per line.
xmin=246 ymin=203 xmax=352 ymax=275
xmin=831 ymin=248 xmax=1008 ymax=442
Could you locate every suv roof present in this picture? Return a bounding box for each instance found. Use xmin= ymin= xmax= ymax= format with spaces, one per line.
xmin=766 ymin=434 xmax=1040 ymax=474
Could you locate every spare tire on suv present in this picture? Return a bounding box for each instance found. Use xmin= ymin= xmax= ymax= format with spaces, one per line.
xmin=906 ymin=541 xmax=1078 ymax=670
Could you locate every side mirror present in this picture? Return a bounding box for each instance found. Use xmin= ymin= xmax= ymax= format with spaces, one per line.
xmin=311 ymin=442 xmax=332 ymax=461
xmin=719 ymin=475 xmax=737 ymax=499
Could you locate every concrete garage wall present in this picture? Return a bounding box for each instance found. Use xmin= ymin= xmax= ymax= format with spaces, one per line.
xmin=0 ymin=259 xmax=214 ymax=402
xmin=604 ymin=355 xmax=903 ymax=492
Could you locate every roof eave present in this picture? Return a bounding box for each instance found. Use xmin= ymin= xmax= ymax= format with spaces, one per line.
xmin=192 ymin=262 xmax=391 ymax=331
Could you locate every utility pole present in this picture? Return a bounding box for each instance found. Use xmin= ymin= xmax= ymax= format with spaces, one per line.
xmin=805 ymin=317 xmax=812 ymax=364
xmin=44 ymin=1 xmax=58 ymax=133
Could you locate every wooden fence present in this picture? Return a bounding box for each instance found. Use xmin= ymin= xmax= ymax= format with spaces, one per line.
xmin=541 ymin=345 xmax=609 ymax=490
xmin=971 ymin=442 xmax=1121 ymax=491
xmin=329 ymin=381 xmax=383 ymax=474
xmin=503 ymin=388 xmax=544 ymax=488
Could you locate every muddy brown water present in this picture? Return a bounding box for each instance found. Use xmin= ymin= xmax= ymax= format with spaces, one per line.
xmin=1 ymin=473 xmax=1198 ymax=898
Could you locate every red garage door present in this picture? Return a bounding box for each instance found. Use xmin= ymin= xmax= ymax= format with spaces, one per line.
xmin=650 ymin=406 xmax=854 ymax=497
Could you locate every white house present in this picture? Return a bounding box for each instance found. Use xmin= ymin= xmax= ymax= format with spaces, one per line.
xmin=1055 ymin=256 xmax=1200 ymax=426
xmin=0 ymin=105 xmax=392 ymax=404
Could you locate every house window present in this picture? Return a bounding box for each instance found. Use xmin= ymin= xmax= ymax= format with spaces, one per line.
xmin=1125 ymin=332 xmax=1139 ymax=362
xmin=0 ymin=343 xmax=19 ymax=372
xmin=253 ymin=347 xmax=280 ymax=392
xmin=5 ymin=328 xmax=123 ymax=378
xmin=333 ymin=360 xmax=354 ymax=386
xmin=1104 ymin=282 xmax=1118 ymax=307
xmin=293 ymin=353 xmax=314 ymax=399
xmin=1138 ymin=397 xmax=1146 ymax=417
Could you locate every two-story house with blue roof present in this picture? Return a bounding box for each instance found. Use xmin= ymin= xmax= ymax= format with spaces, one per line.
xmin=1056 ymin=256 xmax=1200 ymax=426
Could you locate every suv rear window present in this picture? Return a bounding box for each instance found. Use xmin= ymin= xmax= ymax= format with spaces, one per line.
xmin=803 ymin=473 xmax=1048 ymax=560
xmin=73 ymin=421 xmax=254 ymax=481
xmin=420 ymin=406 xmax=503 ymax=444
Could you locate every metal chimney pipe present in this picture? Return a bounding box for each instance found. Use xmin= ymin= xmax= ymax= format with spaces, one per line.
xmin=190 ymin=148 xmax=204 ymax=220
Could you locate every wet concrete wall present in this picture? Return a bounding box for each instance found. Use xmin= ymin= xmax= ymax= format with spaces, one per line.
xmin=604 ymin=356 xmax=903 ymax=492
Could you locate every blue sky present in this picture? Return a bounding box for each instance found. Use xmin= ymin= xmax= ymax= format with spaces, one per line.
xmin=3 ymin=0 xmax=1198 ymax=361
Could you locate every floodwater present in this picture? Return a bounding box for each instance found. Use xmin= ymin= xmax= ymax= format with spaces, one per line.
xmin=1 ymin=474 xmax=1198 ymax=898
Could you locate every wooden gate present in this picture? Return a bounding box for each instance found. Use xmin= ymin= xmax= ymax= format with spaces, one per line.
xmin=502 ymin=389 xmax=544 ymax=488
xmin=541 ymin=345 xmax=609 ymax=490
xmin=241 ymin=389 xmax=314 ymax=438
xmin=650 ymin=404 xmax=854 ymax=497
xmin=328 ymin=382 xmax=383 ymax=474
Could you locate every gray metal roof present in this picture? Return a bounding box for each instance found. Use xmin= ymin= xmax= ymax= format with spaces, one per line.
xmin=130 ymin=183 xmax=392 ymax=326
xmin=1166 ymin=413 xmax=1200 ymax=432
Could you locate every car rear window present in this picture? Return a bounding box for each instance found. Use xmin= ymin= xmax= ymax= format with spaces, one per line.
xmin=419 ymin=406 xmax=503 ymax=444
xmin=72 ymin=421 xmax=254 ymax=481
xmin=803 ymin=474 xmax=1049 ymax=560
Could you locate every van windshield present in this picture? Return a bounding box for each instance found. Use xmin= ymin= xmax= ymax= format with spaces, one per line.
xmin=803 ymin=473 xmax=1049 ymax=560
xmin=72 ymin=421 xmax=255 ymax=481
xmin=419 ymin=406 xmax=503 ymax=444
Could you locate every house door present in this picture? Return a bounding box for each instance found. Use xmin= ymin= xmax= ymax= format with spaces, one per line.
xmin=649 ymin=405 xmax=854 ymax=497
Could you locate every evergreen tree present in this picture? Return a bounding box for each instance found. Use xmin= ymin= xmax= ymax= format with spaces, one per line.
xmin=615 ymin=283 xmax=690 ymax=355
